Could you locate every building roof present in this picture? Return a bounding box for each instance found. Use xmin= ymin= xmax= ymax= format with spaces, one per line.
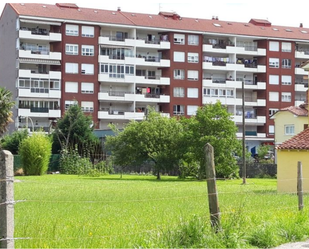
xmin=277 ymin=128 xmax=309 ymax=150
xmin=270 ymin=105 xmax=308 ymax=119
xmin=5 ymin=3 xmax=309 ymax=40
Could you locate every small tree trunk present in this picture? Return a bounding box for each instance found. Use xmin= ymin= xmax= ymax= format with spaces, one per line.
xmin=156 ymin=170 xmax=161 ymax=180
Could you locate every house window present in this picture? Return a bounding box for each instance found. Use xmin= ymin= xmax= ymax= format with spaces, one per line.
xmin=65 ymin=82 xmax=78 ymax=93
xmin=65 ymin=44 xmax=78 ymax=55
xmin=81 ymin=82 xmax=94 ymax=94
xmin=187 ymin=52 xmax=199 ymax=63
xmin=188 ymin=35 xmax=199 ymax=45
xmin=66 ymin=24 xmax=79 ymax=36
xmin=281 ymin=92 xmax=291 ymax=102
xmin=269 ymin=41 xmax=279 ymax=51
xmin=65 ymin=100 xmax=77 ymax=110
xmin=82 ymin=26 xmax=94 ymax=37
xmin=173 ymin=87 xmax=185 ymax=97
xmin=282 ymin=42 xmax=291 ymax=52
xmin=81 ymin=64 xmax=94 ymax=75
xmin=187 ymin=105 xmax=198 ymax=116
xmin=284 ymin=125 xmax=294 ymax=135
xmin=269 ymin=125 xmax=274 ymax=135
xmin=269 ymin=58 xmax=279 ymax=68
xmin=81 ymin=45 xmax=94 ymax=56
xmin=187 ymin=88 xmax=198 ymax=98
xmin=269 ymin=75 xmax=279 ymax=85
xmin=174 ymin=34 xmax=185 ymax=44
xmin=269 ymin=108 xmax=278 ymax=116
xmin=174 ymin=51 xmax=185 ymax=62
xmin=65 ymin=63 xmax=78 ymax=74
xmin=282 ymin=75 xmax=292 ymax=85
xmin=269 ymin=92 xmax=279 ymax=101
xmin=282 ymin=59 xmax=291 ymax=69
xmin=187 ymin=70 xmax=198 ymax=81
xmin=173 ymin=105 xmax=184 ymax=115
xmin=174 ymin=69 xmax=185 ymax=79
xmin=81 ymin=101 xmax=94 ymax=112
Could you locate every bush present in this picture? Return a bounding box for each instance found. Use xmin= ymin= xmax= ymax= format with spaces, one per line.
xmin=19 ymin=132 xmax=52 ymax=175
xmin=1 ymin=129 xmax=28 ymax=154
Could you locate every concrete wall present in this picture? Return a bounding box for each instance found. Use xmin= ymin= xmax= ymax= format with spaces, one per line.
xmin=277 ymin=150 xmax=309 ymax=193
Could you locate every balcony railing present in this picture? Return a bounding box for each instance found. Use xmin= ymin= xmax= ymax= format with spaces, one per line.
xmin=20 ymin=27 xmax=49 ymax=35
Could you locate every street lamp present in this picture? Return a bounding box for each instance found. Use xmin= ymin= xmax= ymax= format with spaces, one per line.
xmin=242 ymin=75 xmax=246 ymax=184
xmin=19 ymin=116 xmax=34 ymax=132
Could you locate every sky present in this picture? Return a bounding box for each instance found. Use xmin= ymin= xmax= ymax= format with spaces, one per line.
xmin=0 ymin=0 xmax=308 ymax=28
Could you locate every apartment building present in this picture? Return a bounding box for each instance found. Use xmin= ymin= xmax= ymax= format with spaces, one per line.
xmin=1 ymin=3 xmax=309 ymax=153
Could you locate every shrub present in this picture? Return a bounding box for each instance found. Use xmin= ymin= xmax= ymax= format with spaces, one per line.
xmin=1 ymin=129 xmax=28 ymax=154
xmin=19 ymin=132 xmax=52 ymax=175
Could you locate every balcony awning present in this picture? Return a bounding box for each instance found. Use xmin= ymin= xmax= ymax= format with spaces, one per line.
xmin=19 ymin=58 xmax=61 ymax=65
xmin=20 ymin=18 xmax=61 ymax=26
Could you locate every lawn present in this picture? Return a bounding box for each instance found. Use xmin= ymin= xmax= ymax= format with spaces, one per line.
xmin=13 ymin=174 xmax=309 ymax=248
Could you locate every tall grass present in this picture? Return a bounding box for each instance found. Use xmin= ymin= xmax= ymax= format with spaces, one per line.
xmin=13 ymin=175 xmax=309 ymax=248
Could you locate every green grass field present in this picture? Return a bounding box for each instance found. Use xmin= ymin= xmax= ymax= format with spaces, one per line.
xmin=13 ymin=174 xmax=309 ymax=248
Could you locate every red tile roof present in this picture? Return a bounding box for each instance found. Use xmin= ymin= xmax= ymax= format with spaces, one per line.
xmin=279 ymin=106 xmax=308 ymax=117
xmin=277 ymin=128 xmax=309 ymax=150
xmin=5 ymin=3 xmax=309 ymax=40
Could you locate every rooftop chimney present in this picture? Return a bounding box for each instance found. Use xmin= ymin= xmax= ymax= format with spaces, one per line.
xmin=117 ymin=7 xmax=121 ymax=11
xmin=300 ymin=23 xmax=303 ymax=28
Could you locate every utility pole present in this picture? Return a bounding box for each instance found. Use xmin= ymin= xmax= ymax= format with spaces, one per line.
xmin=242 ymin=75 xmax=246 ymax=184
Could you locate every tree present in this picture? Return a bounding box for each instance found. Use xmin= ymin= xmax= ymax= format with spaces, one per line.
xmin=182 ymin=102 xmax=241 ymax=179
xmin=52 ymin=104 xmax=99 ymax=156
xmin=105 ymin=108 xmax=184 ymax=179
xmin=19 ymin=132 xmax=52 ymax=175
xmin=1 ymin=129 xmax=28 ymax=154
xmin=0 ymin=87 xmax=14 ymax=138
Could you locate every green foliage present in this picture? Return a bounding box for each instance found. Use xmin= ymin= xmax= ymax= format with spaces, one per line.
xmin=0 ymin=87 xmax=14 ymax=137
xmin=181 ymin=102 xmax=241 ymax=178
xmin=178 ymin=152 xmax=199 ymax=179
xmin=19 ymin=132 xmax=52 ymax=175
xmin=1 ymin=129 xmax=28 ymax=154
xmin=53 ymin=104 xmax=99 ymax=156
xmin=257 ymin=144 xmax=271 ymax=160
xmin=106 ymin=107 xmax=184 ymax=179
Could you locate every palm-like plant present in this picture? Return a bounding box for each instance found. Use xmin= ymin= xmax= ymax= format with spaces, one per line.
xmin=0 ymin=87 xmax=14 ymax=137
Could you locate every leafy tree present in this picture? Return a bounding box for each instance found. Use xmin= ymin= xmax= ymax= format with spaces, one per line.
xmin=19 ymin=132 xmax=52 ymax=175
xmin=105 ymin=108 xmax=184 ymax=179
xmin=52 ymin=104 xmax=100 ymax=156
xmin=0 ymin=87 xmax=14 ymax=138
xmin=181 ymin=102 xmax=241 ymax=179
xmin=1 ymin=129 xmax=28 ymax=154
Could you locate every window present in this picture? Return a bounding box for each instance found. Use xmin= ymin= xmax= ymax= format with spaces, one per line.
xmin=269 ymin=125 xmax=274 ymax=135
xmin=81 ymin=64 xmax=94 ymax=75
xmin=281 ymin=92 xmax=291 ymax=102
xmin=188 ymin=35 xmax=199 ymax=45
xmin=66 ymin=24 xmax=78 ymax=36
xmin=174 ymin=51 xmax=185 ymax=62
xmin=282 ymin=75 xmax=292 ymax=85
xmin=81 ymin=101 xmax=94 ymax=112
xmin=65 ymin=100 xmax=77 ymax=110
xmin=65 ymin=44 xmax=78 ymax=55
xmin=81 ymin=82 xmax=94 ymax=94
xmin=269 ymin=58 xmax=279 ymax=68
xmin=282 ymin=42 xmax=291 ymax=52
xmin=269 ymin=41 xmax=279 ymax=51
xmin=187 ymin=52 xmax=199 ymax=63
xmin=173 ymin=87 xmax=185 ymax=97
xmin=82 ymin=26 xmax=94 ymax=37
xmin=174 ymin=34 xmax=185 ymax=44
xmin=269 ymin=92 xmax=279 ymax=101
xmin=187 ymin=88 xmax=198 ymax=98
xmin=187 ymin=70 xmax=198 ymax=81
xmin=65 ymin=63 xmax=78 ymax=74
xmin=269 ymin=108 xmax=278 ymax=116
xmin=173 ymin=105 xmax=184 ymax=115
xmin=187 ymin=105 xmax=198 ymax=116
xmin=65 ymin=82 xmax=78 ymax=93
xmin=282 ymin=59 xmax=291 ymax=69
xmin=174 ymin=69 xmax=185 ymax=79
xmin=82 ymin=45 xmax=94 ymax=56
xmin=284 ymin=125 xmax=294 ymax=135
xmin=269 ymin=75 xmax=279 ymax=85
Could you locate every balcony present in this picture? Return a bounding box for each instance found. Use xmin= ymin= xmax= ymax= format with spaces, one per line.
xmin=202 ymin=44 xmax=266 ymax=56
xmin=19 ymin=49 xmax=61 ymax=61
xmin=236 ymin=132 xmax=266 ymax=138
xmin=232 ymin=115 xmax=266 ymax=124
xmin=295 ymin=50 xmax=309 ymax=59
xmin=202 ymin=78 xmax=266 ymax=90
xmin=18 ymin=108 xmax=61 ymax=118
xmin=19 ymin=28 xmax=61 ymax=42
xmin=19 ymin=69 xmax=61 ymax=79
xmin=98 ymin=110 xmax=145 ymax=120
xmin=98 ymin=91 xmax=169 ymax=103
xmin=202 ymin=60 xmax=266 ymax=73
xmin=18 ymin=88 xmax=61 ymax=98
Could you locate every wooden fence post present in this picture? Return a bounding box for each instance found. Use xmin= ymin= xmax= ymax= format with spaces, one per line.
xmin=204 ymin=143 xmax=221 ymax=231
xmin=297 ymin=161 xmax=303 ymax=211
xmin=0 ymin=150 xmax=14 ymax=249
